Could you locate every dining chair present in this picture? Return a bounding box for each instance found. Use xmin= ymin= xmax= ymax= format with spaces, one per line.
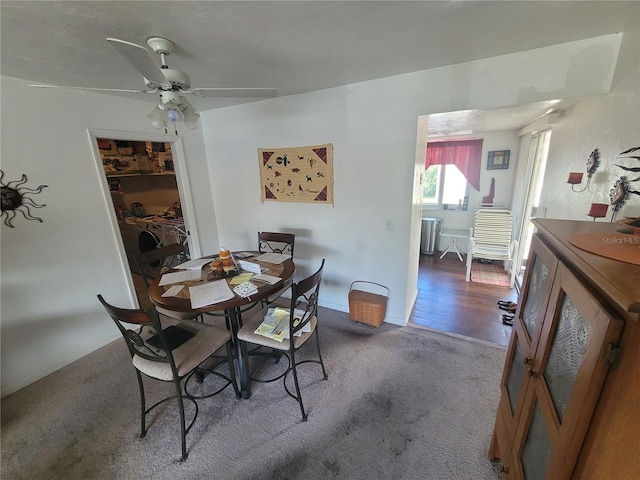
xmin=257 ymin=232 xmax=295 ymax=306
xmin=97 ymin=294 xmax=239 ymax=461
xmin=465 ymin=208 xmax=519 ymax=288
xmin=133 ymin=242 xmax=202 ymax=322
xmin=237 ymin=259 xmax=327 ymax=421
xmin=258 ymin=231 xmax=295 ymax=257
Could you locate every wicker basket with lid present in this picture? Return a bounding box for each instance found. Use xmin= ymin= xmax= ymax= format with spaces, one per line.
xmin=348 ymin=281 xmax=389 ymax=327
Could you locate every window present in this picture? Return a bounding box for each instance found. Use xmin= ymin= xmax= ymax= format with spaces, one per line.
xmin=423 ymin=164 xmax=468 ymax=207
xmin=423 ymin=138 xmax=482 ymax=208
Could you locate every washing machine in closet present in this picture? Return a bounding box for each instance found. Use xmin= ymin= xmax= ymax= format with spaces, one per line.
xmin=135 ymin=218 xmax=183 ymax=264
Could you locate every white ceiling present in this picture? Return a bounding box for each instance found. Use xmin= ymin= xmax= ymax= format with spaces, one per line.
xmin=1 ymin=1 xmax=637 ymax=135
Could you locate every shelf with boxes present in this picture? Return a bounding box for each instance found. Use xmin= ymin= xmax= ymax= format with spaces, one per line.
xmin=98 ymin=138 xmax=175 ymax=176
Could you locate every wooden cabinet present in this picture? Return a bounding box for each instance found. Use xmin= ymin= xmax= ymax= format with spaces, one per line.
xmin=489 ymin=219 xmax=640 ymax=479
xmin=490 ymin=233 xmax=559 ymax=476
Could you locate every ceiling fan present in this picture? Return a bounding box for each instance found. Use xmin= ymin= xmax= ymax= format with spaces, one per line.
xmin=30 ymin=37 xmax=278 ymax=131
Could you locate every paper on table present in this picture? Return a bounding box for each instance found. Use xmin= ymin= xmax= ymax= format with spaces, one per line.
xmin=159 ymin=269 xmax=202 ymax=286
xmin=255 ymin=252 xmax=290 ymax=264
xmin=233 ymin=281 xmax=259 ymax=298
xmin=161 ymin=285 xmax=184 ymax=297
xmin=252 ymin=273 xmax=281 ymax=285
xmin=174 ymin=258 xmax=213 ymax=270
xmin=238 ymin=260 xmax=264 ymax=274
xmin=189 ymin=280 xmax=234 ymax=309
xmin=229 ymin=273 xmax=253 ymax=285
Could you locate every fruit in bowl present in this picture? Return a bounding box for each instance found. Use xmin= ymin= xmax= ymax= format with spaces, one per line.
xmin=616 ymin=217 xmax=640 ymax=236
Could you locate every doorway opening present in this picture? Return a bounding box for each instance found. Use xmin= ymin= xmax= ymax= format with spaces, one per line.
xmin=514 ymin=128 xmax=552 ymax=288
xmin=89 ymin=130 xmax=199 ymax=309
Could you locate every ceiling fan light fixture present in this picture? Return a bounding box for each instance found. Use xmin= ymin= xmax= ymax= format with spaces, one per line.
xmin=148 ymin=98 xmax=199 ymax=131
xmin=147 ymin=105 xmax=165 ymax=130
xmin=166 ymin=108 xmax=180 ymax=123
xmin=163 ymin=101 xmax=183 ymax=123
xmin=182 ymin=105 xmax=200 ymax=129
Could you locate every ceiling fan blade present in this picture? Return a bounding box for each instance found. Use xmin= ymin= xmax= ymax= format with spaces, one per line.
xmin=188 ymin=88 xmax=278 ymax=98
xmin=107 ymin=37 xmax=169 ymax=88
xmin=29 ymin=84 xmax=148 ymax=94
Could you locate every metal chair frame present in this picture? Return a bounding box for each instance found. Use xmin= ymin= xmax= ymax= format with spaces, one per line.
xmin=133 ymin=243 xmax=202 ymax=322
xmin=257 ymin=232 xmax=295 ymax=308
xmin=97 ymin=295 xmax=239 ymax=461
xmin=133 ymin=242 xmax=187 ymax=289
xmin=258 ymin=231 xmax=295 ymax=257
xmin=238 ymin=259 xmax=327 ymax=421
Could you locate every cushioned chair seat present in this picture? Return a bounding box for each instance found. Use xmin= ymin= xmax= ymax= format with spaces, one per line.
xmin=237 ymin=309 xmax=317 ymax=351
xmin=134 ymin=321 xmax=231 ymax=381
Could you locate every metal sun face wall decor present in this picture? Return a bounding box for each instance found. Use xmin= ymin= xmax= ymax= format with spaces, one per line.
xmin=0 ymin=171 xmax=48 ymax=228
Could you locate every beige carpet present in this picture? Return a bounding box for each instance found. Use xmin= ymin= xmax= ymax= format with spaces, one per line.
xmin=1 ymin=307 xmax=506 ymax=479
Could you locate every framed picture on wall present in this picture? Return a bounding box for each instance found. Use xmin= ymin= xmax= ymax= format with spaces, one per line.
xmin=487 ymin=150 xmax=510 ymax=170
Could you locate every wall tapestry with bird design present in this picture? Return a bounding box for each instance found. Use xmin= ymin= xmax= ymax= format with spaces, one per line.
xmin=258 ymin=143 xmax=334 ymax=205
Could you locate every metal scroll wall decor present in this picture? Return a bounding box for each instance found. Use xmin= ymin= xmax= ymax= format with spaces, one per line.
xmin=609 ymin=146 xmax=640 ymax=220
xmin=0 ymin=171 xmax=48 ymax=228
xmin=567 ymin=148 xmax=600 ymax=192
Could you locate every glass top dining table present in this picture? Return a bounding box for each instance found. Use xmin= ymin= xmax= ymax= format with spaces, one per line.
xmin=147 ymin=251 xmax=295 ymax=398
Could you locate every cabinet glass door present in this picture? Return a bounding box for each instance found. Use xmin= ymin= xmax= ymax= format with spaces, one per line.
xmin=507 ymin=235 xmax=558 ymax=420
xmin=489 ymin=234 xmax=558 ymax=470
xmin=520 ymin=399 xmax=552 ymax=479
xmin=512 ymin=264 xmax=623 ymax=479
xmin=506 ymin=336 xmax=527 ymax=415
xmin=517 ymin=235 xmax=558 ymax=347
xmin=544 ymin=294 xmax=591 ymax=421
xmin=490 ymin=234 xmax=560 ymax=473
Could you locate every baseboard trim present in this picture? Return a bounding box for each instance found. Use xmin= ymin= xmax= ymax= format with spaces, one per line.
xmin=1 ymin=332 xmax=121 ymax=398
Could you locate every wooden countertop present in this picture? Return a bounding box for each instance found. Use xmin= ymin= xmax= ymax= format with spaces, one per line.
xmin=533 ymin=218 xmax=640 ymax=316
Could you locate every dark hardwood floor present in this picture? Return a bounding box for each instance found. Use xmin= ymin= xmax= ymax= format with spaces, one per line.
xmin=409 ymin=253 xmax=518 ymax=346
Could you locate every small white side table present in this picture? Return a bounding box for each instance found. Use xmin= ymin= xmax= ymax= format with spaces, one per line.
xmin=439 ymin=229 xmax=469 ymax=262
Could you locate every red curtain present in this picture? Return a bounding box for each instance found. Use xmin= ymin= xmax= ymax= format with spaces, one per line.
xmin=425 ymin=139 xmax=483 ymax=191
